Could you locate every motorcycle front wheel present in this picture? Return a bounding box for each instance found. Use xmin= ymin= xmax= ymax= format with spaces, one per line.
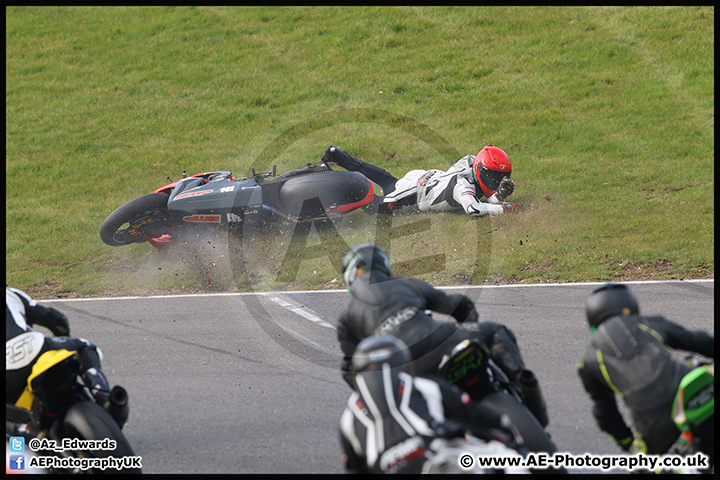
xmin=100 ymin=193 xmax=172 ymax=246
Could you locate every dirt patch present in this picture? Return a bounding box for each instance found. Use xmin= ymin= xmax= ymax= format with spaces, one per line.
xmin=450 ymin=272 xmax=473 ymax=284
xmin=23 ymin=281 xmax=68 ymax=299
xmin=22 ymin=257 xmax=713 ymax=300
xmin=612 ymin=260 xmax=714 ymax=281
xmin=614 ymin=259 xmax=675 ymax=280
xmin=520 ymin=261 xmax=554 ymax=273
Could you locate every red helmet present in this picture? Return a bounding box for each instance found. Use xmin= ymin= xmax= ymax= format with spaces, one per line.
xmin=472 ymin=145 xmax=512 ymax=197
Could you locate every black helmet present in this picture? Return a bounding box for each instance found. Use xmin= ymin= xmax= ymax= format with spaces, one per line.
xmin=352 ymin=335 xmax=412 ymax=376
xmin=585 ymin=283 xmax=639 ymax=330
xmin=342 ymin=243 xmax=392 ymax=288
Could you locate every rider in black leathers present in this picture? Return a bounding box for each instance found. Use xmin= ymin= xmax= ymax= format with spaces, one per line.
xmin=339 ymin=335 xmax=526 ymax=474
xmin=336 ymin=244 xmax=548 ymax=426
xmin=6 ymin=286 xmax=128 ymax=428
xmin=578 ymin=283 xmax=714 ymax=462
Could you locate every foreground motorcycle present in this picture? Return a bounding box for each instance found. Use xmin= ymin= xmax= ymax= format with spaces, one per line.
xmin=100 ymin=162 xmax=377 ymax=250
xmin=6 ymin=350 xmax=141 ymax=474
xmin=668 ymin=357 xmax=714 ymax=474
xmin=437 ymin=339 xmax=566 ymax=474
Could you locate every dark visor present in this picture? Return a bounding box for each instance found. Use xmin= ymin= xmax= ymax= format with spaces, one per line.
xmin=478 ymin=166 xmax=511 ymax=192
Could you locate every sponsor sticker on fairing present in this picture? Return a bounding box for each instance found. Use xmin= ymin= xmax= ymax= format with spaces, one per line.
xmin=183 ymin=215 xmax=221 ymax=223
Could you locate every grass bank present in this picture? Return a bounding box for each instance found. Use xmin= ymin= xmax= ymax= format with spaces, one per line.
xmin=6 ymin=6 xmax=713 ymax=298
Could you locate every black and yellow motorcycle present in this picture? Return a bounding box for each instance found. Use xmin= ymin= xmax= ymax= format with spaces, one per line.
xmin=6 ymin=349 xmax=141 ymax=474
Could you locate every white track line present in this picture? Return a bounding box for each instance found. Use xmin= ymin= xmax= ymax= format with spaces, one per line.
xmin=38 ymin=279 xmax=713 ymax=303
xmin=259 ymin=293 xmax=335 ymax=329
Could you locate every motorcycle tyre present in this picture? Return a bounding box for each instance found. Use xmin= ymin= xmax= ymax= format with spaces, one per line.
xmin=62 ymin=401 xmax=142 ymax=474
xmin=100 ymin=193 xmax=171 ymax=246
xmin=480 ymin=391 xmax=567 ymax=474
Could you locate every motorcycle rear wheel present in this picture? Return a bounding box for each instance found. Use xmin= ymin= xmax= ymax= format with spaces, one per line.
xmin=62 ymin=401 xmax=142 ymax=473
xmin=100 ymin=193 xmax=172 ymax=246
xmin=480 ymin=391 xmax=567 ymax=474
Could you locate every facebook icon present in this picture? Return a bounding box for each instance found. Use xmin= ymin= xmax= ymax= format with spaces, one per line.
xmin=9 ymin=455 xmax=25 ymax=471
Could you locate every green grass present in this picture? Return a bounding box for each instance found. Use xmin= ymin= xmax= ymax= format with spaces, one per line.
xmin=6 ymin=6 xmax=714 ymax=298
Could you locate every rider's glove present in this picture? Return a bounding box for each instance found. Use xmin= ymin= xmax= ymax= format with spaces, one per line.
xmin=451 ymin=296 xmax=478 ymax=323
xmin=496 ymin=178 xmax=514 ymax=202
xmin=464 ymin=309 xmax=479 ymax=323
xmin=48 ymin=308 xmax=70 ymax=336
xmin=33 ymin=306 xmax=70 ymax=336
xmin=502 ymin=202 xmax=535 ymax=213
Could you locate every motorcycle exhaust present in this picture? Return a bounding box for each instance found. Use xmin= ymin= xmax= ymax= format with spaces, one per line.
xmin=106 ymin=385 xmax=130 ymax=429
xmin=518 ymin=369 xmax=549 ymax=428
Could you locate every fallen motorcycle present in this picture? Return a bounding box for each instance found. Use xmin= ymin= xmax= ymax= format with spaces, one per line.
xmin=437 ymin=338 xmax=566 ymax=474
xmin=6 ymin=349 xmax=141 ymax=474
xmin=100 ymin=162 xmax=377 ymax=250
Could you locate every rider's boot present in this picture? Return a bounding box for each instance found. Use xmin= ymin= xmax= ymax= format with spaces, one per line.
xmin=321 ymin=145 xmax=399 ymax=193
xmin=321 ymin=145 xmax=362 ymax=170
xmin=517 ymin=369 xmax=549 ymax=428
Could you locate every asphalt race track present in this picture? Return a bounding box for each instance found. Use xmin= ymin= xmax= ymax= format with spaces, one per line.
xmin=41 ymin=280 xmax=713 ymax=474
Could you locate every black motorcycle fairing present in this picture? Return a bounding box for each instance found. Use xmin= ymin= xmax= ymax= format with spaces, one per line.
xmin=167 ymin=176 xmax=262 ymax=228
xmin=256 ymin=166 xmax=373 ymax=220
xmin=257 ymin=164 xmax=333 ymax=215
xmin=278 ymin=171 xmax=373 ymax=219
xmin=437 ymin=339 xmax=564 ymax=473
xmin=270 ymin=162 xmax=334 ymax=181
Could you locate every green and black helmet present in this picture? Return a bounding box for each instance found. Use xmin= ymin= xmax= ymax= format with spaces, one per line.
xmin=342 ymin=243 xmax=392 ymax=289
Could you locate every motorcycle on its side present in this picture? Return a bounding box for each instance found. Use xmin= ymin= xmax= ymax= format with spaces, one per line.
xmin=6 ymin=349 xmax=141 ymax=474
xmin=100 ymin=162 xmax=378 ymax=250
xmin=437 ymin=338 xmax=566 ymax=474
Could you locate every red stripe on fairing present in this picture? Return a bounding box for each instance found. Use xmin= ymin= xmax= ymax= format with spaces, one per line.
xmin=329 ymin=181 xmax=375 ymax=213
xmin=174 ymin=189 xmax=212 ymax=200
